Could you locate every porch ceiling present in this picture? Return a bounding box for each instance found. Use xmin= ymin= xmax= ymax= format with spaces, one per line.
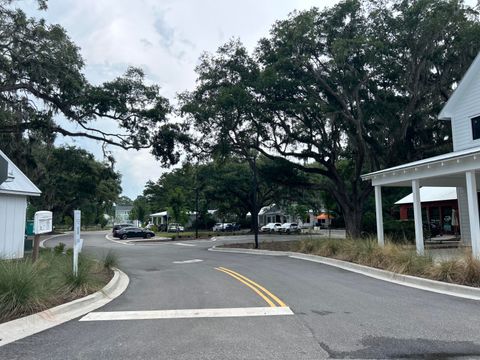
xmin=361 ymin=146 xmax=480 ymax=187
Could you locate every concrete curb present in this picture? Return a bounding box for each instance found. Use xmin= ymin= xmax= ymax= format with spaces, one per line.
xmin=40 ymin=233 xmax=71 ymax=248
xmin=209 ymin=246 xmax=480 ymax=301
xmin=0 ymin=267 xmax=129 ymax=347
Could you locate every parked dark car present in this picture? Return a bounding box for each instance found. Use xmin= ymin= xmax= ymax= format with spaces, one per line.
xmin=112 ymin=223 xmax=131 ymax=237
xmin=114 ymin=227 xmax=155 ymax=240
xmin=224 ymin=223 xmax=241 ymax=231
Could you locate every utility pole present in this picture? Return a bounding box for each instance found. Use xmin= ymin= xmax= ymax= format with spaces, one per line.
xmin=195 ymin=186 xmax=199 ymax=239
xmin=252 ymin=155 xmax=259 ymax=249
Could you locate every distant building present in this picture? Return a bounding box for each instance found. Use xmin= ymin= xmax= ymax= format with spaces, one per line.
xmin=0 ymin=150 xmax=41 ymax=259
xmin=395 ymin=187 xmax=459 ymax=235
xmin=115 ymin=205 xmax=133 ymax=224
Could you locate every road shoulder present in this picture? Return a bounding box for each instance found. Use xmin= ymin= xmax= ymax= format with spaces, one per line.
xmin=209 ymin=246 xmax=480 ymax=301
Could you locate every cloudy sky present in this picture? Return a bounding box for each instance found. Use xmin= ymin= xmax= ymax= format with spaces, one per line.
xmin=22 ymin=0 xmax=477 ymax=199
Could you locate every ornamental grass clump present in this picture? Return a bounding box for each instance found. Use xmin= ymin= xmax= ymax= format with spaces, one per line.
xmin=103 ymin=251 xmax=118 ymax=270
xmin=61 ymin=254 xmax=103 ymax=296
xmin=0 ymin=259 xmax=50 ymax=322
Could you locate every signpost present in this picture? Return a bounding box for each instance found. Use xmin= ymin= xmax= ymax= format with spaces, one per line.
xmin=73 ymin=210 xmax=83 ymax=276
xmin=32 ymin=211 xmax=53 ymax=262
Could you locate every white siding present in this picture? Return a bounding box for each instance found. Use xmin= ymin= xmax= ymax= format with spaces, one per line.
xmin=457 ymin=187 xmax=471 ymax=245
xmin=451 ymin=76 xmax=480 ymax=151
xmin=0 ymin=194 xmax=27 ymax=259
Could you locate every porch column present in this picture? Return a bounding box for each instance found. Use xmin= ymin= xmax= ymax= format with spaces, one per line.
xmin=465 ymin=171 xmax=480 ymax=258
xmin=374 ymin=186 xmax=384 ymax=247
xmin=411 ymin=179 xmax=424 ymax=255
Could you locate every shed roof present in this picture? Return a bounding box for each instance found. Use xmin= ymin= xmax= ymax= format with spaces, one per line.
xmin=150 ymin=211 xmax=168 ymax=217
xmin=395 ymin=187 xmax=457 ymax=205
xmin=0 ymin=150 xmax=41 ymax=197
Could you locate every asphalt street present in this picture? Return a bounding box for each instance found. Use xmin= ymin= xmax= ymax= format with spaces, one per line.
xmin=2 ymin=231 xmax=480 ymax=359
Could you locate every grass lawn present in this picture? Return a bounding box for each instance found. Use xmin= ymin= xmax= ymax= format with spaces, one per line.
xmin=223 ymin=238 xmax=480 ymax=287
xmin=0 ymin=247 xmax=116 ymax=323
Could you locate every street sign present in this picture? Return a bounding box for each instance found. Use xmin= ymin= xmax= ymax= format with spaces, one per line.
xmin=34 ymin=211 xmax=53 ymax=235
xmin=73 ymin=210 xmax=81 ymax=276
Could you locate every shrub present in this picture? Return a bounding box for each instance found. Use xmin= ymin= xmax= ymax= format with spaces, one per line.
xmin=53 ymin=242 xmax=66 ymax=255
xmin=0 ymin=259 xmax=49 ymax=321
xmin=65 ymin=248 xmax=73 ymax=256
xmin=103 ymin=251 xmax=118 ymax=270
xmin=61 ymin=254 xmax=102 ymax=295
xmin=461 ymin=255 xmax=480 ymax=287
xmin=427 ymin=259 xmax=464 ymax=283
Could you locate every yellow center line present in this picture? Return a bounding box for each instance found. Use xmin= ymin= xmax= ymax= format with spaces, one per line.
xmin=215 ymin=268 xmax=276 ymax=307
xmin=218 ymin=267 xmax=288 ymax=307
xmin=216 ymin=267 xmax=288 ymax=308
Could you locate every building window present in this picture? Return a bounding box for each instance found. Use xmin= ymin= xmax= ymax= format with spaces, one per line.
xmin=472 ymin=115 xmax=480 ymax=140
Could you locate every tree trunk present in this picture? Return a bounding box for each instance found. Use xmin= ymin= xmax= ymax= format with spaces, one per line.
xmin=343 ymin=208 xmax=363 ymax=239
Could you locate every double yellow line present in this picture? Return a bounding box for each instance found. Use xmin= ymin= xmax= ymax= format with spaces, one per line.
xmin=215 ymin=267 xmax=287 ymax=308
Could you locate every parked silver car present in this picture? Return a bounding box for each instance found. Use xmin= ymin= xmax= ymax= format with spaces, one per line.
xmin=280 ymin=222 xmax=301 ymax=234
xmin=260 ymin=223 xmax=282 ymax=233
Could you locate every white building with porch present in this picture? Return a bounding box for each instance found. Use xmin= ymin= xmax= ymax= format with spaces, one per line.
xmin=362 ymin=52 xmax=480 ymax=257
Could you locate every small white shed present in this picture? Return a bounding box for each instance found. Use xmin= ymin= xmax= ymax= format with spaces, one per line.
xmin=0 ymin=150 xmax=41 ymax=259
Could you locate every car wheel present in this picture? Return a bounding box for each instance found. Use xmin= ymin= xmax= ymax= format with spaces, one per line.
xmin=121 ymin=234 xmax=128 ymax=240
xmin=146 ymin=233 xmax=152 ymax=239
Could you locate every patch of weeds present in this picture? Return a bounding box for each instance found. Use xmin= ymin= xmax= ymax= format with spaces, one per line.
xmin=53 ymin=242 xmax=66 ymax=255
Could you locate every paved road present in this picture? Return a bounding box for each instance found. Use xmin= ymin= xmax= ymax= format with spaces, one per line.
xmin=2 ymin=232 xmax=480 ymax=359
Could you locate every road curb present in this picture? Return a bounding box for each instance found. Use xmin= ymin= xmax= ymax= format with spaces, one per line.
xmin=209 ymin=246 xmax=480 ymax=301
xmin=208 ymin=246 xmax=289 ymax=256
xmin=0 ymin=267 xmax=129 ymax=347
xmin=40 ymin=233 xmax=71 ymax=248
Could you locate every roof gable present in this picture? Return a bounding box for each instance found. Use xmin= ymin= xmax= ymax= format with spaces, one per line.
xmin=0 ymin=150 xmax=41 ymax=196
xmin=438 ymin=52 xmax=480 ymax=120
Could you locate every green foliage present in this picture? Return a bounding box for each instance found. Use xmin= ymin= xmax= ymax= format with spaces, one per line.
xmin=0 ymin=259 xmax=48 ymax=321
xmin=130 ymin=196 xmax=149 ymax=224
xmin=143 ymin=156 xmax=318 ymax=226
xmin=53 ymin=242 xmax=66 ymax=255
xmin=180 ymin=0 xmax=480 ymax=237
xmin=61 ymin=254 xmax=102 ymax=293
xmin=0 ymin=250 xmax=110 ymax=322
xmin=0 ymin=1 xmax=179 ymax=163
xmin=103 ymin=251 xmax=118 ymax=270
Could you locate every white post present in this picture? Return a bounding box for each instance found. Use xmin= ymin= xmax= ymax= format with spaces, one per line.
xmin=465 ymin=171 xmax=480 ymax=258
xmin=73 ymin=210 xmax=81 ymax=276
xmin=374 ymin=186 xmax=384 ymax=247
xmin=411 ymin=179 xmax=424 ymax=255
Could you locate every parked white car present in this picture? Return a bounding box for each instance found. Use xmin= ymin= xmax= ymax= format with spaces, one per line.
xmin=280 ymin=222 xmax=301 ymax=234
xmin=260 ymin=223 xmax=282 ymax=233
xmin=212 ymin=223 xmax=223 ymax=231
xmin=167 ymin=223 xmax=184 ymax=232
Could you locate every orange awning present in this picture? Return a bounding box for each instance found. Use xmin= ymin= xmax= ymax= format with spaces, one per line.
xmin=316 ymin=213 xmax=334 ymax=220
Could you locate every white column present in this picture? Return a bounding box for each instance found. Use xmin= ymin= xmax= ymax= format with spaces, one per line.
xmin=412 ymin=179 xmax=424 ymax=255
xmin=374 ymin=186 xmax=384 ymax=247
xmin=465 ymin=171 xmax=480 ymax=258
